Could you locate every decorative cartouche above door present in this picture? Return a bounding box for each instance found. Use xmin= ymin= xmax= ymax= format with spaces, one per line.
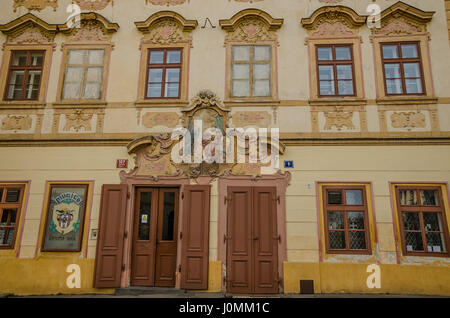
xmin=121 ymin=89 xmax=285 ymax=181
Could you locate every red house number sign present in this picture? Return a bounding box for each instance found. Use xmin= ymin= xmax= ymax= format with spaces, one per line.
xmin=116 ymin=159 xmax=128 ymax=169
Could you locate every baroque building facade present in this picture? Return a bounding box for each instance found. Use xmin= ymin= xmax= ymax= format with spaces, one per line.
xmin=0 ymin=0 xmax=450 ymax=296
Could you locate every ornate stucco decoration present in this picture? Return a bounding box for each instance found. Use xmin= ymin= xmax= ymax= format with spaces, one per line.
xmin=59 ymin=12 xmax=119 ymax=43
xmin=142 ymin=112 xmax=180 ymax=129
xmin=145 ymin=0 xmax=188 ymax=5
xmin=73 ymin=0 xmax=113 ymax=11
xmin=372 ymin=2 xmax=434 ymax=36
xmin=391 ymin=112 xmax=426 ymax=129
xmin=63 ymin=110 xmax=94 ymax=132
xmin=13 ymin=0 xmax=58 ymax=12
xmin=219 ymin=9 xmax=283 ymax=43
xmin=0 ymin=13 xmax=58 ymax=45
xmin=1 ymin=115 xmax=33 ymax=131
xmin=135 ymin=11 xmax=197 ymax=45
xmin=323 ymin=107 xmax=355 ymax=131
xmin=301 ymin=6 xmax=366 ymax=37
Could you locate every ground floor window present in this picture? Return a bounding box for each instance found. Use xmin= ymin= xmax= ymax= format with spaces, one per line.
xmin=0 ymin=184 xmax=25 ymax=249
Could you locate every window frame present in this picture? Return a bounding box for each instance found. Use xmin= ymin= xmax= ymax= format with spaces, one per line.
xmin=145 ymin=48 xmax=183 ymax=100
xmin=230 ymin=44 xmax=273 ymax=99
xmin=57 ymin=44 xmax=111 ymax=104
xmin=322 ymin=185 xmax=372 ymax=255
xmin=0 ymin=184 xmax=25 ymax=250
xmin=395 ymin=185 xmax=450 ymax=257
xmin=315 ymin=44 xmax=356 ymax=98
xmin=3 ymin=50 xmax=45 ymax=101
xmin=380 ymin=41 xmax=426 ymax=96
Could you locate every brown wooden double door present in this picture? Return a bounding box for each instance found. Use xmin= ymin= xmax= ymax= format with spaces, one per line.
xmin=131 ymin=187 xmax=179 ymax=287
xmin=226 ymin=187 xmax=279 ymax=294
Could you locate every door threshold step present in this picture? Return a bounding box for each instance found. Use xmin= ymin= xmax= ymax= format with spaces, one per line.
xmin=116 ymin=287 xmax=187 ymax=296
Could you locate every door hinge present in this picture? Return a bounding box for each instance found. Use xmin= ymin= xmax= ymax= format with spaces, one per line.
xmin=223 ymin=234 xmax=232 ymax=243
xmin=123 ymin=231 xmax=128 ymax=239
xmin=121 ymin=264 xmax=125 ymax=272
xmin=273 ymin=235 xmax=281 ymax=243
xmin=224 ymin=196 xmax=231 ymax=204
xmin=178 ymin=264 xmax=182 ymax=272
xmin=273 ymin=195 xmax=280 ymax=204
xmin=181 ymin=192 xmax=184 ymax=200
xmin=127 ymin=191 xmax=130 ymax=199
xmin=180 ymin=231 xmax=183 ymax=240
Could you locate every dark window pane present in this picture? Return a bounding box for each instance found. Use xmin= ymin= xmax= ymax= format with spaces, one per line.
xmin=162 ymin=192 xmax=175 ymax=241
xmin=12 ymin=53 xmax=28 ymax=66
xmin=327 ymin=191 xmax=342 ymax=204
xmin=5 ymin=189 xmax=20 ymax=202
xmin=401 ymin=44 xmax=418 ymax=58
xmin=405 ymin=231 xmax=424 ymax=251
xmin=349 ymin=231 xmax=366 ymax=250
xmin=335 ymin=46 xmax=351 ymax=60
xmin=167 ymin=50 xmax=181 ymax=64
xmin=328 ymin=211 xmax=344 ymax=229
xmin=329 ymin=231 xmax=346 ymax=249
xmin=426 ymin=232 xmax=446 ymax=253
xmin=0 ymin=228 xmax=14 ymax=246
xmin=138 ymin=192 xmax=151 ymax=241
xmin=0 ymin=188 xmax=3 ymax=201
xmin=399 ymin=190 xmax=417 ymax=205
xmin=345 ymin=190 xmax=363 ymax=205
xmin=382 ymin=45 xmax=399 ymax=59
xmin=149 ymin=51 xmax=164 ymax=64
xmin=317 ymin=47 xmax=332 ymax=60
xmin=1 ymin=209 xmax=17 ymax=226
xmin=423 ymin=212 xmax=442 ymax=232
xmin=30 ymin=53 xmax=44 ymax=66
xmin=420 ymin=190 xmax=438 ymax=206
xmin=402 ymin=212 xmax=420 ymax=231
xmin=348 ymin=212 xmax=365 ymax=229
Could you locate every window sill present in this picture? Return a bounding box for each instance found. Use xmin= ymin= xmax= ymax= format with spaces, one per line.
xmin=0 ymin=101 xmax=46 ymax=109
xmin=135 ymin=99 xmax=189 ymax=108
xmin=309 ymin=98 xmax=367 ymax=106
xmin=376 ymin=96 xmax=438 ymax=105
xmin=52 ymin=101 xmax=107 ymax=109
xmin=224 ymin=99 xmax=280 ymax=107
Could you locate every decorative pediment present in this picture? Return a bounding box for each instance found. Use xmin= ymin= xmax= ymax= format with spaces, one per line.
xmin=13 ymin=0 xmax=58 ymax=12
xmin=219 ymin=9 xmax=283 ymax=42
xmin=59 ymin=12 xmax=119 ymax=42
xmin=135 ymin=11 xmax=198 ymax=44
xmin=373 ymin=2 xmax=434 ymax=35
xmin=0 ymin=13 xmax=58 ymax=44
xmin=301 ymin=6 xmax=366 ymax=36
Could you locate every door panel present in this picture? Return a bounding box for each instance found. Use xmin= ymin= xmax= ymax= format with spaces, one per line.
xmin=180 ymin=185 xmax=211 ymax=290
xmin=131 ymin=189 xmax=158 ymax=286
xmin=226 ymin=187 xmax=278 ymax=294
xmin=154 ymin=188 xmax=179 ymax=287
xmin=253 ymin=187 xmax=278 ymax=294
xmin=94 ymin=184 xmax=127 ymax=288
xmin=227 ymin=187 xmax=253 ymax=294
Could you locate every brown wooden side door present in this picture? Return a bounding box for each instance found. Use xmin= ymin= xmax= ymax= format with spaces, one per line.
xmin=130 ymin=188 xmax=158 ymax=286
xmin=94 ymin=184 xmax=128 ymax=288
xmin=226 ymin=186 xmax=278 ymax=294
xmin=154 ymin=188 xmax=179 ymax=287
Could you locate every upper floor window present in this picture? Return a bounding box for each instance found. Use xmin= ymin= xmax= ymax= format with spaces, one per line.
xmin=4 ymin=51 xmax=44 ymax=101
xmin=381 ymin=42 xmax=425 ymax=95
xmin=395 ymin=186 xmax=450 ymax=257
xmin=62 ymin=49 xmax=106 ymax=100
xmin=316 ymin=45 xmax=355 ymax=97
xmin=231 ymin=45 xmax=272 ymax=98
xmin=146 ymin=48 xmax=182 ymax=99
xmin=0 ymin=185 xmax=25 ymax=249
